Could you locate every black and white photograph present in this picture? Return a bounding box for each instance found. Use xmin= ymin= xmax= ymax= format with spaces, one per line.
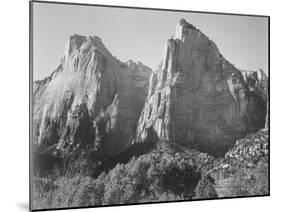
xmin=30 ymin=1 xmax=269 ymax=211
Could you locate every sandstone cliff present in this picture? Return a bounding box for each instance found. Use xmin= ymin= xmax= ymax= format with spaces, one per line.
xmin=33 ymin=34 xmax=152 ymax=155
xmin=33 ymin=19 xmax=268 ymax=157
xmin=135 ymin=19 xmax=267 ymax=155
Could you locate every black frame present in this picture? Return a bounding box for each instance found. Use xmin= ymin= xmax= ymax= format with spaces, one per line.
xmin=29 ymin=0 xmax=270 ymax=211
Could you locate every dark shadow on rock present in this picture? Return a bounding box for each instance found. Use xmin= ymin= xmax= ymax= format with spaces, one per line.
xmin=33 ymin=152 xmax=63 ymax=177
xmin=92 ymin=126 xmax=159 ymax=177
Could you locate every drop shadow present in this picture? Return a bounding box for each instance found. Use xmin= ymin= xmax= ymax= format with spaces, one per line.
xmin=16 ymin=202 xmax=29 ymax=211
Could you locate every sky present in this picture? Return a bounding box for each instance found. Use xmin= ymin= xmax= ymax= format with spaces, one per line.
xmin=33 ymin=2 xmax=268 ymax=80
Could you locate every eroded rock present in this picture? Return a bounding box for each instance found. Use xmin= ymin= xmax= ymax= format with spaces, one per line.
xmin=33 ymin=35 xmax=152 ymax=155
xmin=135 ymin=19 xmax=268 ymax=155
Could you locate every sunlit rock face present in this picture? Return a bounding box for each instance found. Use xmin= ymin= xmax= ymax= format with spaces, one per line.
xmin=33 ymin=34 xmax=152 ymax=155
xmin=33 ymin=19 xmax=268 ymax=157
xmin=135 ymin=19 xmax=267 ymax=155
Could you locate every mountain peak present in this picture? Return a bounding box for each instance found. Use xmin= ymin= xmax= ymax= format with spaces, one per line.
xmin=88 ymin=35 xmax=105 ymax=47
xmin=33 ymin=33 xmax=152 ymax=155
xmin=136 ymin=18 xmax=268 ymax=155
xmin=63 ymin=33 xmax=114 ymax=65
xmin=68 ymin=34 xmax=87 ymax=50
xmin=68 ymin=34 xmax=103 ymax=46
xmin=178 ymin=18 xmax=196 ymax=28
xmin=175 ymin=18 xmax=199 ymax=40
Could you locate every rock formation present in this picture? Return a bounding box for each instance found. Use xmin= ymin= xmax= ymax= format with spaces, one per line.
xmin=33 ymin=19 xmax=268 ymax=158
xmin=205 ymin=129 xmax=269 ymax=198
xmin=135 ymin=19 xmax=267 ymax=155
xmin=33 ymin=34 xmax=152 ymax=155
xmin=241 ymin=69 xmax=269 ymax=129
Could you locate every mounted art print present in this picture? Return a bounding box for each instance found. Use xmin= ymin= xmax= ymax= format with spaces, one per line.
xmin=30 ymin=1 xmax=270 ymax=211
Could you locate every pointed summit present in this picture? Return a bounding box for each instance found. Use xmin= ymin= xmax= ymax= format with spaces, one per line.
xmin=178 ymin=18 xmax=197 ymax=29
xmin=136 ymin=18 xmax=267 ymax=155
xmin=69 ymin=34 xmax=87 ymax=49
xmin=64 ymin=34 xmax=113 ymax=60
xmin=175 ymin=18 xmax=199 ymax=40
xmin=33 ymin=34 xmax=152 ymax=155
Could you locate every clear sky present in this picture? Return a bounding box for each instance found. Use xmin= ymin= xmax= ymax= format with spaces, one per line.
xmin=33 ymin=2 xmax=268 ymax=80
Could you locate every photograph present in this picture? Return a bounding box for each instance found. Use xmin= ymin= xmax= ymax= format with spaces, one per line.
xmin=30 ymin=1 xmax=269 ymax=211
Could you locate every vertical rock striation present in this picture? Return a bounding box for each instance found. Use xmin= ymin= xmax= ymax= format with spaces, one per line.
xmin=135 ymin=19 xmax=267 ymax=155
xmin=33 ymin=34 xmax=152 ymax=155
xmin=33 ymin=20 xmax=268 ymax=158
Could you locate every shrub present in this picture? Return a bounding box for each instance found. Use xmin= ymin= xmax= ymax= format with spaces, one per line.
xmin=194 ymin=175 xmax=218 ymax=199
xmin=94 ymin=145 xmax=203 ymax=204
xmin=33 ymin=143 xmax=208 ymax=209
xmin=229 ymin=161 xmax=269 ymax=196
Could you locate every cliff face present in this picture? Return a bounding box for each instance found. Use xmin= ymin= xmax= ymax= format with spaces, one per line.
xmin=33 ymin=34 xmax=152 ymax=155
xmin=241 ymin=69 xmax=269 ymax=129
xmin=33 ymin=19 xmax=268 ymax=157
xmin=135 ymin=19 xmax=267 ymax=155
